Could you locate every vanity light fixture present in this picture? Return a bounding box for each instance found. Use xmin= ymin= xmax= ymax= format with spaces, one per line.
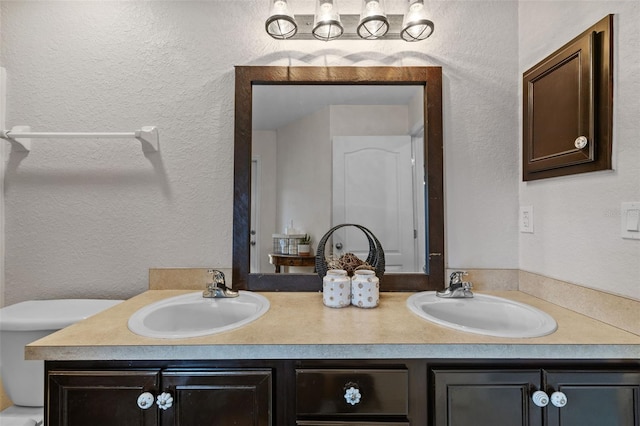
xmin=312 ymin=0 xmax=344 ymax=41
xmin=357 ymin=0 xmax=389 ymax=40
xmin=266 ymin=0 xmax=298 ymax=39
xmin=265 ymin=0 xmax=435 ymax=42
xmin=400 ymin=0 xmax=434 ymax=42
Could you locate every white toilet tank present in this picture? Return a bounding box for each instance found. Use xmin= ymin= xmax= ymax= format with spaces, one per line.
xmin=0 ymin=299 xmax=122 ymax=407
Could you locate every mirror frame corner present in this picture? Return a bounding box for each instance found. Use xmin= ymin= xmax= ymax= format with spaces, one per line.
xmin=233 ymin=65 xmax=444 ymax=292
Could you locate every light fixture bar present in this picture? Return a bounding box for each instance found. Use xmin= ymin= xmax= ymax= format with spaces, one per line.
xmin=288 ymin=14 xmax=405 ymax=40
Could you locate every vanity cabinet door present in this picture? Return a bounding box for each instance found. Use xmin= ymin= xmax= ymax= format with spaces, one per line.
xmin=159 ymin=369 xmax=272 ymax=426
xmin=544 ymin=370 xmax=640 ymax=426
xmin=47 ymin=369 xmax=161 ymax=426
xmin=431 ymin=369 xmax=543 ymax=426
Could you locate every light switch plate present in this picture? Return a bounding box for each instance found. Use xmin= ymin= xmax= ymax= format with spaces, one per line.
xmin=520 ymin=205 xmax=534 ymax=233
xmin=621 ymin=202 xmax=640 ymax=240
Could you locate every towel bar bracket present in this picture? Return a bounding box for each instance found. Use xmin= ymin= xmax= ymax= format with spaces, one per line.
xmin=1 ymin=125 xmax=31 ymax=151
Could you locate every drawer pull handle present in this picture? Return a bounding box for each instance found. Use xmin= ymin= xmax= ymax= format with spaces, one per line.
xmin=137 ymin=392 xmax=155 ymax=410
xmin=156 ymin=392 xmax=174 ymax=410
xmin=344 ymin=385 xmax=362 ymax=406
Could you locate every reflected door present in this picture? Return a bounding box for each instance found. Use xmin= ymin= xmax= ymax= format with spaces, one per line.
xmin=332 ymin=136 xmax=416 ymax=271
xmin=250 ymin=159 xmax=260 ymax=273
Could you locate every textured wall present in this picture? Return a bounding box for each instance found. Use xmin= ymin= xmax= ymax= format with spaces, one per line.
xmin=519 ymin=2 xmax=640 ymax=300
xmin=276 ymin=107 xmax=331 ymax=242
xmin=252 ymin=130 xmax=278 ymax=273
xmin=1 ymin=65 xmax=6 ymax=308
xmin=1 ymin=1 xmax=520 ymax=304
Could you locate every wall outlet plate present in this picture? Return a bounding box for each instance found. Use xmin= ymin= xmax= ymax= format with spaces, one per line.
xmin=520 ymin=205 xmax=534 ymax=233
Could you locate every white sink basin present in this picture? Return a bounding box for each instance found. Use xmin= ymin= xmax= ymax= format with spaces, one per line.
xmin=406 ymin=292 xmax=557 ymax=338
xmin=128 ymin=291 xmax=270 ymax=339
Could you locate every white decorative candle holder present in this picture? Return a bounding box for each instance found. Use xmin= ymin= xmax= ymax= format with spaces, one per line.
xmin=351 ymin=269 xmax=379 ymax=308
xmin=322 ymin=269 xmax=351 ymax=308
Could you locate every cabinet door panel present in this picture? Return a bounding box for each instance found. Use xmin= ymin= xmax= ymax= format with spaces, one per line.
xmin=432 ymin=369 xmax=542 ymax=426
xmin=161 ymin=369 xmax=272 ymax=426
xmin=47 ymin=370 xmax=160 ymax=426
xmin=546 ymin=371 xmax=640 ymax=426
xmin=525 ymin=35 xmax=592 ymax=172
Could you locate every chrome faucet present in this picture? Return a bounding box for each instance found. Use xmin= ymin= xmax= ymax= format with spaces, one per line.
xmin=203 ymin=269 xmax=239 ymax=298
xmin=436 ymin=271 xmax=474 ymax=298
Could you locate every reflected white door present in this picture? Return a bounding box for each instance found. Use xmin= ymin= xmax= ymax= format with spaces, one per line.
xmin=250 ymin=158 xmax=260 ymax=273
xmin=332 ymin=136 xmax=416 ymax=272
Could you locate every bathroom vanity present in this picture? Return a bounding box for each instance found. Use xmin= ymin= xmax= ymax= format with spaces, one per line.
xmin=28 ymin=291 xmax=640 ymax=426
xmin=45 ymin=358 xmax=640 ymax=425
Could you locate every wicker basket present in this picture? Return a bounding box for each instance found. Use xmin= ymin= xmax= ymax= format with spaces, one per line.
xmin=315 ymin=223 xmax=385 ymax=280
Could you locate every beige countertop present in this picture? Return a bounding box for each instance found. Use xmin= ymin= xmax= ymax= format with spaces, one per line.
xmin=27 ymin=290 xmax=640 ymax=361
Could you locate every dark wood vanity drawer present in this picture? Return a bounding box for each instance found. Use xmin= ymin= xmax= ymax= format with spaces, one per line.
xmin=296 ymin=369 xmax=409 ymax=417
xmin=297 ymin=422 xmax=409 ymax=425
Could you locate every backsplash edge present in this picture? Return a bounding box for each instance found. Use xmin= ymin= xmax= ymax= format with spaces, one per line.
xmin=519 ymin=270 xmax=640 ymax=336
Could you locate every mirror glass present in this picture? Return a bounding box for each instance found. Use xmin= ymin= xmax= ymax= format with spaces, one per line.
xmin=251 ymin=85 xmax=427 ymax=274
xmin=233 ymin=66 xmax=444 ymax=291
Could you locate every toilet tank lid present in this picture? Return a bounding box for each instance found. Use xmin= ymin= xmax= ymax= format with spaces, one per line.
xmin=0 ymin=299 xmax=123 ymax=331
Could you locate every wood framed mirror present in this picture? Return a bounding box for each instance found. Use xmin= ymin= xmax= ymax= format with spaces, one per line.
xmin=233 ymin=66 xmax=443 ymax=291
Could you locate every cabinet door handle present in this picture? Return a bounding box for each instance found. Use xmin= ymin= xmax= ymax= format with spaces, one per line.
xmin=137 ymin=392 xmax=155 ymax=410
xmin=344 ymin=384 xmax=362 ymax=405
xmin=531 ymin=390 xmax=549 ymax=407
xmin=574 ymin=136 xmax=588 ymax=149
xmin=156 ymin=391 xmax=174 ymax=410
xmin=550 ymin=391 xmax=568 ymax=408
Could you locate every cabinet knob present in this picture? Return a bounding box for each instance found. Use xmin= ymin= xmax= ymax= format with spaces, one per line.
xmin=574 ymin=136 xmax=588 ymax=149
xmin=343 ymin=384 xmax=362 ymax=406
xmin=550 ymin=391 xmax=568 ymax=408
xmin=156 ymin=392 xmax=174 ymax=410
xmin=531 ymin=390 xmax=549 ymax=407
xmin=137 ymin=392 xmax=155 ymax=410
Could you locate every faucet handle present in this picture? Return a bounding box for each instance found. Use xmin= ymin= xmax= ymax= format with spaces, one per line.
xmin=207 ymin=269 xmax=226 ymax=287
xmin=449 ymin=271 xmax=468 ymax=285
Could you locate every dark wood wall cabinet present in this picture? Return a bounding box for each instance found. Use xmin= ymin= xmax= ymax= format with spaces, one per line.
xmin=522 ymin=15 xmax=613 ymax=181
xmin=45 ymin=359 xmax=639 ymax=426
